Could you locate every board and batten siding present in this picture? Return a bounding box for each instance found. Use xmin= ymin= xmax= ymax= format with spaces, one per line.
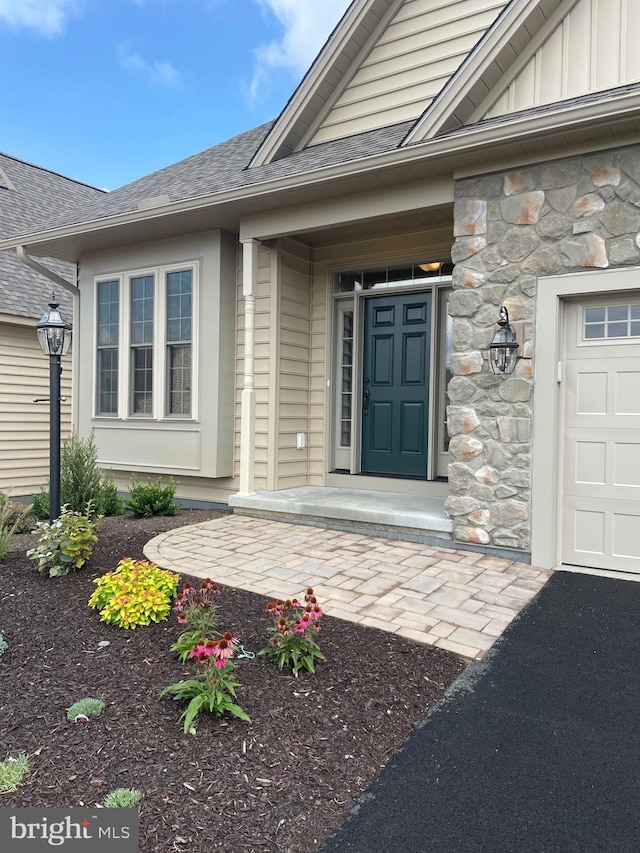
xmin=0 ymin=322 xmax=72 ymax=497
xmin=276 ymin=239 xmax=312 ymax=490
xmin=483 ymin=0 xmax=640 ymax=120
xmin=309 ymin=0 xmax=507 ymax=145
xmin=235 ymin=238 xmax=312 ymax=491
xmin=235 ymin=242 xmax=274 ymax=491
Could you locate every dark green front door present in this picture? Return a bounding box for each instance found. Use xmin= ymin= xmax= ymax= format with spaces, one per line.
xmin=361 ymin=292 xmax=431 ymax=478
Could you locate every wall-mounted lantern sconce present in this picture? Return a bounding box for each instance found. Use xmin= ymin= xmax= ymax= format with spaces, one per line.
xmin=489 ymin=306 xmax=519 ymax=375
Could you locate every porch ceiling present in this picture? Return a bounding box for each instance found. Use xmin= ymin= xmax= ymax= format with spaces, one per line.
xmin=299 ymin=205 xmax=453 ymax=246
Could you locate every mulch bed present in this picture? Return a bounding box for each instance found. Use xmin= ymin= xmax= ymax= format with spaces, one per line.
xmin=0 ymin=510 xmax=467 ymax=852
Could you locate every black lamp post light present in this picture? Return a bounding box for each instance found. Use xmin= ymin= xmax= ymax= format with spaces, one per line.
xmin=36 ymin=296 xmax=72 ymax=522
xmin=489 ymin=306 xmax=520 ymax=375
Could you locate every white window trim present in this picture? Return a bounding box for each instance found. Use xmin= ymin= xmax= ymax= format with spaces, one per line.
xmin=93 ymin=260 xmax=199 ymax=422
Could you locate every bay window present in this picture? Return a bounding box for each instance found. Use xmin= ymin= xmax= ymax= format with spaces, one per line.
xmin=95 ymin=262 xmax=197 ymax=420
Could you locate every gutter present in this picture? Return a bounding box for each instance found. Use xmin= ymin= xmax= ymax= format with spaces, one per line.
xmin=16 ymin=246 xmax=77 ymax=294
xmin=2 ymin=88 xmax=640 ymax=255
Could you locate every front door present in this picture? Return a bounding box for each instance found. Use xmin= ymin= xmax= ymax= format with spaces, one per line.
xmin=361 ymin=292 xmax=431 ymax=477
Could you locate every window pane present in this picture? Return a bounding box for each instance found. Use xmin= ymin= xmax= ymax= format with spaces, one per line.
xmin=607 ymin=322 xmax=628 ymax=338
xmin=631 ymin=304 xmax=640 ymax=320
xmin=131 ymin=346 xmax=153 ymax=414
xmin=97 ymin=349 xmax=118 ymax=415
xmin=608 ymin=305 xmax=628 ymax=322
xmin=166 ymin=270 xmax=192 ymax=343
xmin=131 ymin=275 xmax=154 ymax=345
xmin=96 ymin=280 xmax=119 ymax=415
xmin=584 ymin=324 xmax=605 ymax=339
xmin=585 ymin=307 xmax=605 ymax=323
xmin=168 ymin=344 xmax=191 ymax=416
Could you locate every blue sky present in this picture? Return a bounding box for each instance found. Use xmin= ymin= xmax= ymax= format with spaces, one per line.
xmin=0 ymin=0 xmax=351 ymax=190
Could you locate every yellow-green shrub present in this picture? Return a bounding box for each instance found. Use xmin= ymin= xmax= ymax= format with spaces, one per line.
xmin=89 ymin=558 xmax=178 ymax=629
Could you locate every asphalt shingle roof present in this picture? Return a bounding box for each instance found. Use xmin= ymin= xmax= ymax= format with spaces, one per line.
xmin=0 ymin=153 xmax=104 ymax=319
xmin=4 ymin=119 xmax=416 ymax=238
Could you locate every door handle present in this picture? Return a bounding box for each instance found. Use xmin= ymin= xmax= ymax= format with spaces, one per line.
xmin=363 ymin=387 xmax=370 ymax=415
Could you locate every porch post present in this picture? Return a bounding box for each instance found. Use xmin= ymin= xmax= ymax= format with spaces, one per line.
xmin=239 ymin=238 xmax=259 ymax=494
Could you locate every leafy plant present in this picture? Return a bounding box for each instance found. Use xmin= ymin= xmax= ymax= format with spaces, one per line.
xmin=0 ymin=754 xmax=29 ymax=793
xmin=66 ymin=697 xmax=105 ymax=723
xmin=126 ymin=476 xmax=178 ymax=518
xmin=0 ymin=494 xmax=32 ymax=560
xmin=30 ymin=431 xmax=125 ymax=519
xmin=89 ymin=558 xmax=178 ymax=629
xmin=103 ymin=788 xmax=142 ymax=808
xmin=26 ymin=503 xmax=100 ymax=577
xmin=161 ymin=633 xmax=251 ymax=732
xmin=171 ymin=578 xmax=221 ymax=662
xmin=0 ymin=633 xmax=7 ymax=656
xmin=258 ymin=588 xmax=326 ymax=677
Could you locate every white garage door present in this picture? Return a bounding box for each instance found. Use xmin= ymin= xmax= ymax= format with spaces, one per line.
xmin=563 ymin=296 xmax=640 ymax=572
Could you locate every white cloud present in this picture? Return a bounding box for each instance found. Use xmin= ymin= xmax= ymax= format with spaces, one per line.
xmin=250 ymin=0 xmax=351 ymax=99
xmin=0 ymin=0 xmax=82 ymax=36
xmin=117 ymin=42 xmax=182 ymax=88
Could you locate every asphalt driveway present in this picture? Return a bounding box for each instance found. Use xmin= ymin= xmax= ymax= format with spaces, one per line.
xmin=320 ymin=570 xmax=640 ymax=853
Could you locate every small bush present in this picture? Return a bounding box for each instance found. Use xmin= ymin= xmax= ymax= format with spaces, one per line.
xmin=27 ymin=504 xmax=101 ymax=577
xmin=30 ymin=491 xmax=49 ymax=521
xmin=259 ymin=588 xmax=326 ymax=677
xmin=0 ymin=494 xmax=32 ymax=560
xmin=89 ymin=558 xmax=178 ymax=629
xmin=0 ymin=754 xmax=29 ymax=793
xmin=66 ymin=697 xmax=105 ymax=723
xmin=31 ymin=431 xmax=125 ymax=519
xmin=171 ymin=579 xmax=221 ymax=662
xmin=0 ymin=633 xmax=7 ymax=656
xmin=103 ymin=788 xmax=142 ymax=808
xmin=126 ymin=476 xmax=177 ymax=518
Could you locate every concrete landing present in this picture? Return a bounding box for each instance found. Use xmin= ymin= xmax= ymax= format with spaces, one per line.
xmin=229 ymin=486 xmax=453 ymax=543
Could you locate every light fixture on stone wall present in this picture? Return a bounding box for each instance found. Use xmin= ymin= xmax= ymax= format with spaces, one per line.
xmin=489 ymin=306 xmax=519 ymax=375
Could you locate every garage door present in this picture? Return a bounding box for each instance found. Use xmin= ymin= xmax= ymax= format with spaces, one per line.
xmin=563 ymin=296 xmax=640 ymax=572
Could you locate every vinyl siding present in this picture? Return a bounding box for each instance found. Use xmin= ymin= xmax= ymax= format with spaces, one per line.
xmin=276 ymin=239 xmax=312 ymax=489
xmin=309 ymin=0 xmax=507 ymax=145
xmin=235 ymin=242 xmax=274 ymax=490
xmin=483 ymin=0 xmax=640 ymax=120
xmin=0 ymin=323 xmax=72 ymax=497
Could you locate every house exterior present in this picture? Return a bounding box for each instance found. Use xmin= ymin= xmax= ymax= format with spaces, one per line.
xmin=0 ymin=154 xmax=103 ymax=498
xmin=2 ymin=0 xmax=640 ymax=573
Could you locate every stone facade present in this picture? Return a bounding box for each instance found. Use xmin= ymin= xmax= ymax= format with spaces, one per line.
xmin=446 ymin=143 xmax=640 ymax=551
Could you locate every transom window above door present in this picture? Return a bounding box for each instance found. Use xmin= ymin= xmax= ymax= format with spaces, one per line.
xmin=334 ymin=261 xmax=454 ymax=293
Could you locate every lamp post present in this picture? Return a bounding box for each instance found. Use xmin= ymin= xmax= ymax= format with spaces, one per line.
xmin=36 ymin=297 xmax=72 ymax=522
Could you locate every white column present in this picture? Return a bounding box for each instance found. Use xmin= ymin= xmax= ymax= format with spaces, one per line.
xmin=238 ymin=238 xmax=260 ymax=494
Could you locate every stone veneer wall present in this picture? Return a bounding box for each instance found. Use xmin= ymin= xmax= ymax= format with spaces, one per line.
xmin=446 ymin=143 xmax=640 ymax=552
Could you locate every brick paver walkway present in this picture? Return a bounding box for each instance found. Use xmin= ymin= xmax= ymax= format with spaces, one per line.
xmin=145 ymin=515 xmax=552 ymax=660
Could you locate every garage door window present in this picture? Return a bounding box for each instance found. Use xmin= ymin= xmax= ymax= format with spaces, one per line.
xmin=584 ymin=303 xmax=640 ymax=340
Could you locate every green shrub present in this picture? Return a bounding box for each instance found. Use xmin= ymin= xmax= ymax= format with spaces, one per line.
xmin=0 ymin=754 xmax=29 ymax=793
xmin=89 ymin=558 xmax=178 ymax=629
xmin=31 ymin=431 xmax=125 ymax=519
xmin=103 ymin=788 xmax=142 ymax=808
xmin=27 ymin=504 xmax=101 ymax=577
xmin=126 ymin=476 xmax=178 ymax=517
xmin=30 ymin=491 xmax=49 ymax=521
xmin=66 ymin=697 xmax=105 ymax=723
xmin=0 ymin=494 xmax=32 ymax=560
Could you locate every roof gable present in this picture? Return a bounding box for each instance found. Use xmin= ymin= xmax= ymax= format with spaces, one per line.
xmin=251 ymin=0 xmax=511 ymax=166
xmin=250 ymin=0 xmax=402 ymax=167
xmin=403 ymin=0 xmax=640 ymax=144
xmin=308 ymin=0 xmax=509 ymax=147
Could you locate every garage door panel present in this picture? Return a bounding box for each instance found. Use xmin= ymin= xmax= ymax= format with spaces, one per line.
xmin=563 ymin=496 xmax=640 ymax=570
xmin=615 ymin=371 xmax=640 ymax=414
